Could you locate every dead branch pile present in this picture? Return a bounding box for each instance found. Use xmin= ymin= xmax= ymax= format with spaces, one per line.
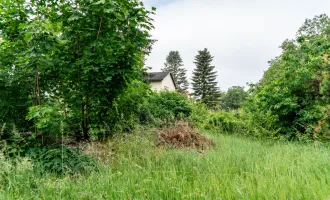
xmin=157 ymin=121 xmax=213 ymax=150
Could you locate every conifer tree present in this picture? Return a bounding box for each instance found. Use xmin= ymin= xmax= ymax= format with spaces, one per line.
xmin=191 ymin=48 xmax=220 ymax=107
xmin=162 ymin=51 xmax=189 ymax=91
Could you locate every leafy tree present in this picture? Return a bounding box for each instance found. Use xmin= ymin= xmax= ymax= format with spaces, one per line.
xmin=244 ymin=14 xmax=330 ymax=140
xmin=297 ymin=14 xmax=330 ymax=37
xmin=191 ymin=48 xmax=220 ymax=108
xmin=0 ymin=0 xmax=155 ymax=140
xmin=220 ymin=86 xmax=248 ymax=111
xmin=162 ymin=51 xmax=189 ymax=91
xmin=58 ymin=0 xmax=155 ymax=138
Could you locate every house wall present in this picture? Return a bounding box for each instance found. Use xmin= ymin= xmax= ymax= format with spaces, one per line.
xmin=161 ymin=74 xmax=176 ymax=91
xmin=150 ymin=81 xmax=163 ymax=91
xmin=150 ymin=74 xmax=176 ymax=92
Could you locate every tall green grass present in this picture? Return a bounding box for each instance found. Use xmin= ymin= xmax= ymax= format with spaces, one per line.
xmin=1 ymin=132 xmax=330 ymax=199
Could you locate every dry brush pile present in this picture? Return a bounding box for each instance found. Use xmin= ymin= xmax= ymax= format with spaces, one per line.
xmin=157 ymin=121 xmax=213 ymax=150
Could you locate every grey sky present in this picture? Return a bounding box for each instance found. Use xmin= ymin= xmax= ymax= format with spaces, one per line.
xmin=142 ymin=0 xmax=330 ymax=91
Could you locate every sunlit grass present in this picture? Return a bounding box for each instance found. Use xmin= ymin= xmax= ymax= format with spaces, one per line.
xmin=2 ymin=132 xmax=330 ymax=199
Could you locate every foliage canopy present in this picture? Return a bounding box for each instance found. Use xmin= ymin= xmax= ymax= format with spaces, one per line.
xmin=244 ymin=14 xmax=330 ymax=140
xmin=0 ymin=0 xmax=155 ymax=140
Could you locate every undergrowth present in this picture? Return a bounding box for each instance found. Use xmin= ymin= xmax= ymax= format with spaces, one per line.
xmin=25 ymin=146 xmax=98 ymax=175
xmin=1 ymin=129 xmax=330 ymax=199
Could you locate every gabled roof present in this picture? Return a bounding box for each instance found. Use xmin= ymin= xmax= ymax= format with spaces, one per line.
xmin=147 ymin=72 xmax=170 ymax=81
xmin=147 ymin=72 xmax=176 ymax=88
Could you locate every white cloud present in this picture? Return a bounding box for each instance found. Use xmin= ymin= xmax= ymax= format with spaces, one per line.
xmin=143 ymin=0 xmax=330 ymax=90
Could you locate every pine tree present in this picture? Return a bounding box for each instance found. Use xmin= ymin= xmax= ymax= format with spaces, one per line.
xmin=162 ymin=51 xmax=189 ymax=91
xmin=191 ymin=48 xmax=220 ymax=107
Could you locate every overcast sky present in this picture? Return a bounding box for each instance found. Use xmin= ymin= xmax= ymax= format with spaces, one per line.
xmin=142 ymin=0 xmax=330 ymax=91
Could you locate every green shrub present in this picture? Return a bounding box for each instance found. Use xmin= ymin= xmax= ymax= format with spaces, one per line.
xmin=136 ymin=102 xmax=154 ymax=125
xmin=189 ymin=102 xmax=212 ymax=128
xmin=0 ymin=123 xmax=36 ymax=157
xmin=190 ymin=103 xmax=279 ymax=138
xmin=109 ymin=89 xmax=193 ymax=132
xmin=238 ymin=109 xmax=279 ymax=138
xmin=146 ymin=91 xmax=192 ymax=125
xmin=26 ymin=102 xmax=71 ymax=143
xmin=25 ymin=146 xmax=98 ymax=175
xmin=204 ymin=111 xmax=240 ymax=134
xmin=107 ymin=80 xmax=151 ymax=135
xmin=148 ymin=91 xmax=192 ymax=119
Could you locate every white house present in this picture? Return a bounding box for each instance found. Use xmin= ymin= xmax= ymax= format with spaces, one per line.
xmin=147 ymin=72 xmax=176 ymax=92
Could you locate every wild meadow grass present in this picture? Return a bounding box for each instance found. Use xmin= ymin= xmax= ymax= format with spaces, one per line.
xmin=1 ymin=131 xmax=330 ymax=199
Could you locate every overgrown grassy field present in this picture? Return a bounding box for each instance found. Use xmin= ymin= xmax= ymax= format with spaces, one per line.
xmin=2 ymin=131 xmax=330 ymax=199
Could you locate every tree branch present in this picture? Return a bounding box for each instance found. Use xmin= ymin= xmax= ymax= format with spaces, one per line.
xmin=94 ymin=13 xmax=104 ymax=52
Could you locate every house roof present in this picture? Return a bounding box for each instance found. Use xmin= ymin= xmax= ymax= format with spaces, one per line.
xmin=147 ymin=72 xmax=176 ymax=88
xmin=147 ymin=72 xmax=170 ymax=81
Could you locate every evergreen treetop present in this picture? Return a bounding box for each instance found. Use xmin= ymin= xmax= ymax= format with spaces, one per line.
xmin=191 ymin=48 xmax=220 ymax=108
xmin=162 ymin=51 xmax=189 ymax=91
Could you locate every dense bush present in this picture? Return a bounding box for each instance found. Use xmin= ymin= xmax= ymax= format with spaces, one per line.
xmin=238 ymin=109 xmax=279 ymax=138
xmin=242 ymin=14 xmax=330 ymax=141
xmin=203 ymin=111 xmax=240 ymax=134
xmin=146 ymin=91 xmax=192 ymax=123
xmin=107 ymin=80 xmax=151 ymax=134
xmin=109 ymin=83 xmax=192 ymax=132
xmin=25 ymin=146 xmax=98 ymax=174
xmin=190 ymin=102 xmax=279 ymax=139
xmin=189 ymin=102 xmax=211 ymax=128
